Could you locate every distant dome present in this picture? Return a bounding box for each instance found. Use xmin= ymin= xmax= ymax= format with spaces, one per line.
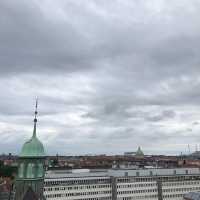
xmin=136 ymin=146 xmax=144 ymax=157
xmin=20 ymin=136 xmax=45 ymax=157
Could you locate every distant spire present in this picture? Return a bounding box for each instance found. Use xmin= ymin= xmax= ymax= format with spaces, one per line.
xmin=33 ymin=98 xmax=38 ymax=138
xmin=188 ymin=144 xmax=191 ymax=155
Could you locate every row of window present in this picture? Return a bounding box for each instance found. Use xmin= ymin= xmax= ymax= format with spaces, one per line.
xmin=117 ymin=175 xmax=200 ymax=183
xmin=118 ymin=189 xmax=157 ymax=195
xmin=45 ymin=178 xmax=110 ymax=186
xmin=46 ymin=196 xmax=111 ymax=200
xmin=163 ymin=186 xmax=200 ymax=193
xmin=44 ymin=184 xmax=111 ymax=191
xmin=121 ymin=194 xmax=158 ymax=200
xmin=163 ymin=193 xmax=183 ymax=199
xmin=121 ymin=193 xmax=187 ymax=200
xmin=118 ymin=180 xmax=200 ymax=188
xmin=44 ymin=186 xmax=200 ymax=199
xmin=45 ymin=191 xmax=111 ymax=198
xmin=163 ymin=180 xmax=200 ymax=187
xmin=44 ymin=186 xmax=200 ymax=196
xmin=117 ymin=183 xmax=156 ymax=188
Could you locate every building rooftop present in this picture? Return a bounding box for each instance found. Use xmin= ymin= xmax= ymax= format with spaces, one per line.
xmin=45 ymin=167 xmax=200 ymax=180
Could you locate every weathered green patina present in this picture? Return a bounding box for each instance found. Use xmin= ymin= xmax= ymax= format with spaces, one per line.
xmin=20 ymin=123 xmax=45 ymax=158
xmin=15 ymin=101 xmax=46 ymax=200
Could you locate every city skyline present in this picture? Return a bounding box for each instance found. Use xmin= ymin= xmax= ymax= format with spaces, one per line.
xmin=1 ymin=0 xmax=200 ymax=155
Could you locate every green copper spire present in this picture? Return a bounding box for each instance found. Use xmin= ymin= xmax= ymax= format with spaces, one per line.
xmin=32 ymin=98 xmax=38 ymax=138
xmin=136 ymin=146 xmax=144 ymax=157
xmin=15 ymin=100 xmax=46 ymax=200
xmin=19 ymin=99 xmax=45 ymax=158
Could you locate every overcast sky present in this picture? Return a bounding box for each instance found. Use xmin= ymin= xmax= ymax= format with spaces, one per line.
xmin=0 ymin=0 xmax=200 ymax=155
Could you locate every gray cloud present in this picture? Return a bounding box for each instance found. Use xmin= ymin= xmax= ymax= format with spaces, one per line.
xmin=146 ymin=110 xmax=176 ymax=122
xmin=0 ymin=0 xmax=200 ymax=155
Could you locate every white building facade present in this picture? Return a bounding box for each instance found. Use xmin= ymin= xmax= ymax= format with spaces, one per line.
xmin=44 ymin=168 xmax=200 ymax=200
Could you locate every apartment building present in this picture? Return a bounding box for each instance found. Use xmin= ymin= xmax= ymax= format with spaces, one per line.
xmin=43 ymin=168 xmax=200 ymax=200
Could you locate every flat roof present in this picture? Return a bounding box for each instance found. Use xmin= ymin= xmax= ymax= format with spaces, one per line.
xmin=45 ymin=168 xmax=200 ymax=179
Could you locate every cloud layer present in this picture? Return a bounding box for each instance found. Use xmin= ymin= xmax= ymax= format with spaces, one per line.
xmin=1 ymin=0 xmax=200 ymax=155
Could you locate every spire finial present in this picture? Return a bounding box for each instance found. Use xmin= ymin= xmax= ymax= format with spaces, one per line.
xmin=33 ymin=98 xmax=38 ymax=138
xmin=34 ymin=98 xmax=38 ymax=122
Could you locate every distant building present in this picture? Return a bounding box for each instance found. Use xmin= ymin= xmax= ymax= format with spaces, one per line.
xmin=190 ymin=151 xmax=200 ymax=159
xmin=0 ymin=178 xmax=14 ymax=200
xmin=124 ymin=152 xmax=136 ymax=156
xmin=135 ymin=146 xmax=144 ymax=157
xmin=124 ymin=147 xmax=144 ymax=158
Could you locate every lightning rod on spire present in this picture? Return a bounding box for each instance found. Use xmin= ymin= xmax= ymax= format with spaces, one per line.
xmin=34 ymin=98 xmax=38 ymax=123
